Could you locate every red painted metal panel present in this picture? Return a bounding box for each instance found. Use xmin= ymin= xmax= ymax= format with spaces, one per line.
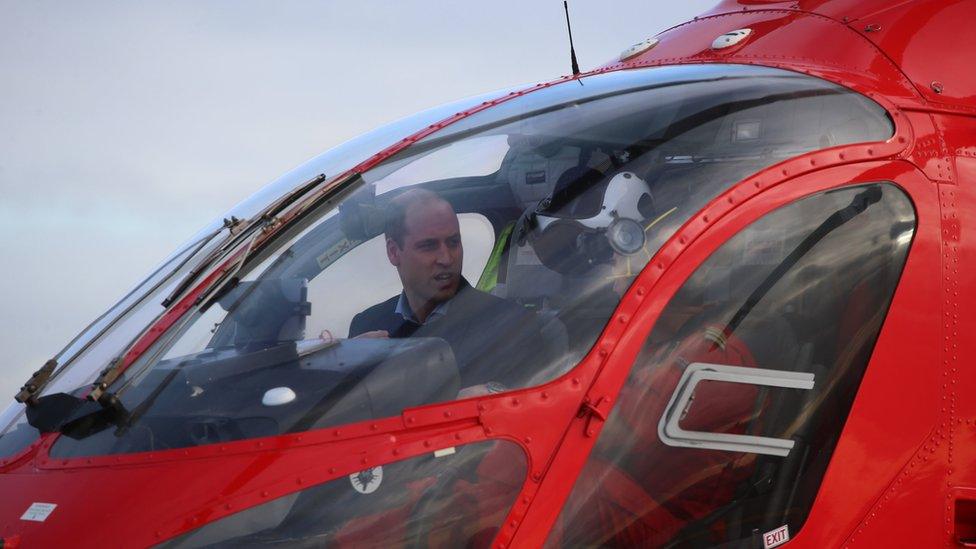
xmin=606 ymin=8 xmax=920 ymax=104
xmin=944 ymin=114 xmax=976 ymax=547
xmin=700 ymin=1 xmax=976 ymax=112
xmin=846 ymin=1 xmax=976 ymax=112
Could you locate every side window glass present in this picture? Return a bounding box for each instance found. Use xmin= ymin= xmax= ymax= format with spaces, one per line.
xmin=160 ymin=440 xmax=525 ymax=548
xmin=547 ymin=183 xmax=915 ymax=548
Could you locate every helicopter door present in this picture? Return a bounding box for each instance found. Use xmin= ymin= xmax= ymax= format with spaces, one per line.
xmin=542 ymin=182 xmax=916 ymax=548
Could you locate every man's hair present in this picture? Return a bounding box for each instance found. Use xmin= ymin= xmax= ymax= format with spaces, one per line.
xmin=384 ymin=188 xmax=450 ymax=247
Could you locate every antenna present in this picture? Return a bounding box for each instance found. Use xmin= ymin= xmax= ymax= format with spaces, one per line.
xmin=563 ymin=1 xmax=581 ymax=76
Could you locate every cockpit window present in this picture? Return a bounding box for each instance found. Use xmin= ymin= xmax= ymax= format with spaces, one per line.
xmin=35 ymin=64 xmax=894 ymax=458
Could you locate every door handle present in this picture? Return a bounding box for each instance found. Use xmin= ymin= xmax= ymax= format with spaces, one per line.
xmin=657 ymin=362 xmax=815 ymax=457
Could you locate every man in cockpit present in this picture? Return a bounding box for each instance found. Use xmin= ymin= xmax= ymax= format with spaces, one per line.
xmin=349 ymin=188 xmax=545 ymax=395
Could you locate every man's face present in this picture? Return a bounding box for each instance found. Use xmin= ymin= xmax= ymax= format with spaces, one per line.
xmin=387 ymin=199 xmax=463 ymax=308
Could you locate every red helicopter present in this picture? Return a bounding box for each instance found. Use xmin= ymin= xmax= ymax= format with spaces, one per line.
xmin=1 ymin=0 xmax=972 ymax=546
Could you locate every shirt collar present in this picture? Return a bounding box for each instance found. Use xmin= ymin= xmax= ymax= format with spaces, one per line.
xmin=395 ymin=293 xmax=451 ymax=325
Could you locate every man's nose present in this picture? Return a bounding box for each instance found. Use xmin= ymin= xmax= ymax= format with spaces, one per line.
xmin=435 ymin=243 xmax=455 ymax=265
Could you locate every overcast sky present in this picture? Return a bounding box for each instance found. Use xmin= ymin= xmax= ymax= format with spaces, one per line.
xmin=0 ymin=1 xmax=716 ymax=401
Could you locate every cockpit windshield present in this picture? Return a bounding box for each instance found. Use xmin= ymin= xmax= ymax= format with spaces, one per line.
xmin=0 ymin=64 xmax=894 ymax=459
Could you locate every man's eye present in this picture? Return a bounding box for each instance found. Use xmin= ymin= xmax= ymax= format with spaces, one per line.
xmin=417 ymin=242 xmax=437 ymax=251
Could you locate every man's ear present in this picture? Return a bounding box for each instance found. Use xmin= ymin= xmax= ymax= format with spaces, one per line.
xmin=386 ymin=237 xmax=401 ymax=267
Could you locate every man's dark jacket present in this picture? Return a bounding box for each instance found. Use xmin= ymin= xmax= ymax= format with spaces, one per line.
xmin=349 ymin=280 xmax=546 ymax=387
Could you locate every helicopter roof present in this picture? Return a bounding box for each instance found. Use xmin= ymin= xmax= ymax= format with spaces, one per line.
xmin=607 ymin=0 xmax=976 ymax=113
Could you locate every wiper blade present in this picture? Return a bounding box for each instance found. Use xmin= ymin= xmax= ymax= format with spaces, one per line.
xmin=160 ymin=216 xmax=246 ymax=307
xmin=161 ymin=173 xmax=327 ymax=308
xmin=260 ymin=172 xmax=330 ymax=226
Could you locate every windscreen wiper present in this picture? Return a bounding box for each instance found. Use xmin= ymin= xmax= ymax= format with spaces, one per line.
xmin=162 ymin=173 xmax=328 ymax=308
